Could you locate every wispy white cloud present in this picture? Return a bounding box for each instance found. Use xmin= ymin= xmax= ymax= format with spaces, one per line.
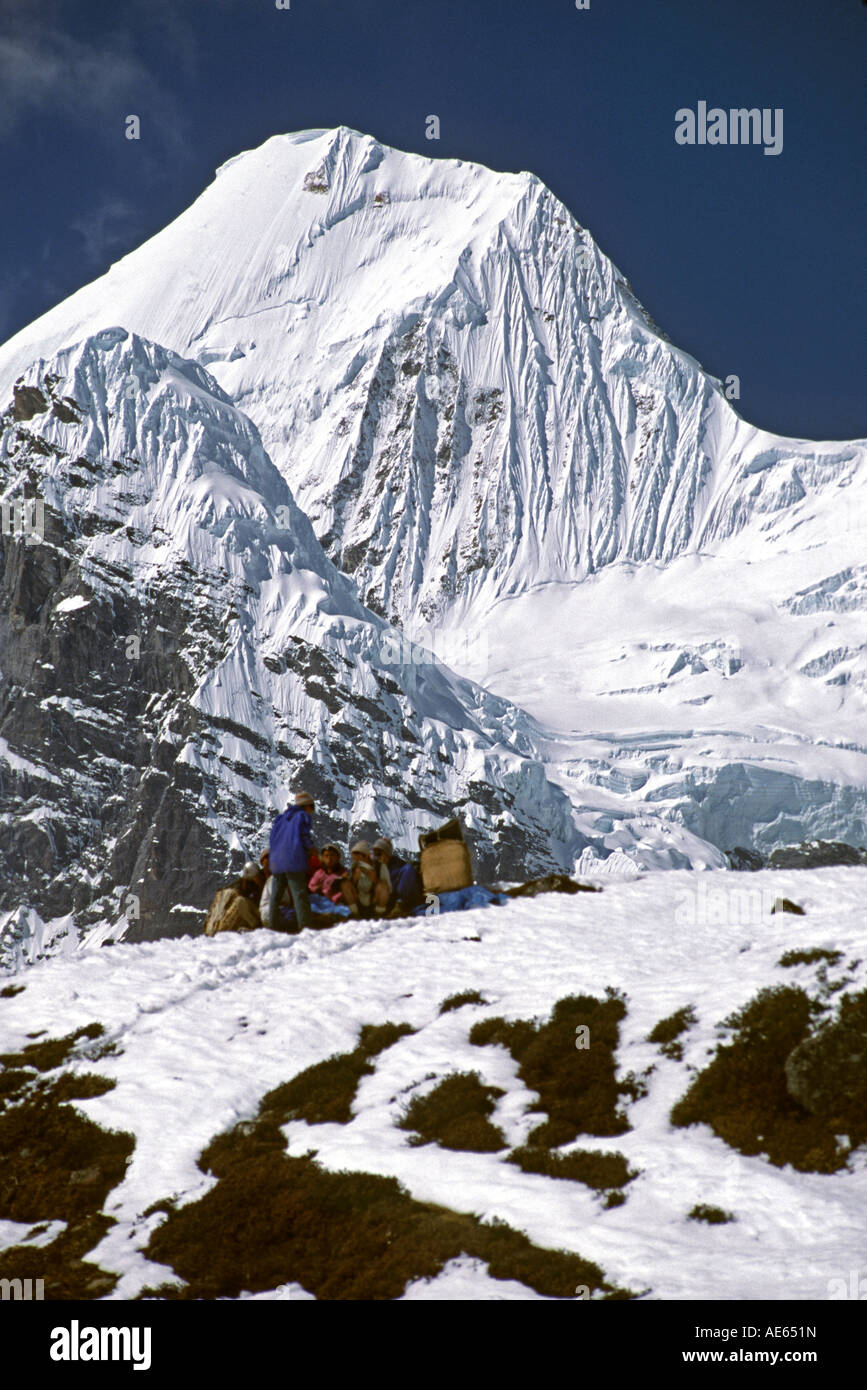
xmin=0 ymin=1 xmax=198 ymax=149
xmin=69 ymin=197 xmax=141 ymax=267
xmin=0 ymin=0 xmax=304 ymax=144
xmin=0 ymin=32 xmax=146 ymax=134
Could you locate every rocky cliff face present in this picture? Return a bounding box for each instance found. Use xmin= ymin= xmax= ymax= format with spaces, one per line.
xmin=0 ymin=328 xmax=585 ymax=952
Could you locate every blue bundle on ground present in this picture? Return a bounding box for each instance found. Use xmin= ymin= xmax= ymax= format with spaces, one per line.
xmin=275 ymin=894 xmax=352 ymax=930
xmin=412 ymin=884 xmax=508 ymax=915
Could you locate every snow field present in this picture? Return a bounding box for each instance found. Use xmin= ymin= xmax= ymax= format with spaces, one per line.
xmin=1 ymin=868 xmax=864 ymax=1300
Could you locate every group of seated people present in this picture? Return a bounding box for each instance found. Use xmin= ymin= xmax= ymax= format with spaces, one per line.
xmin=235 ymin=791 xmax=424 ymax=933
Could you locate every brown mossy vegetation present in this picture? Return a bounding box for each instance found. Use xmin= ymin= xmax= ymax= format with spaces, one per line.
xmin=0 ymin=1217 xmax=118 ymax=1301
xmin=670 ymin=985 xmax=862 ymax=1173
xmin=143 ymin=1040 xmax=633 ymax=1300
xmin=142 ymin=1197 xmax=176 ymax=1219
xmin=778 ymin=948 xmax=843 ymax=968
xmin=398 ymin=1072 xmax=506 ymax=1152
xmin=0 ymin=1022 xmax=105 ymax=1073
xmin=49 ymin=1073 xmax=117 ymax=1104
xmin=0 ymin=1214 xmax=118 ymax=1299
xmin=784 ymin=987 xmax=867 ymax=1133
xmin=770 ymin=898 xmax=805 ymax=916
xmin=262 ymin=1022 xmax=415 ymax=1126
xmin=0 ymin=1073 xmax=132 ymax=1223
xmin=688 ymin=1204 xmax=734 ymax=1225
xmin=508 ymin=1145 xmax=637 ymax=1193
xmin=0 ymin=984 xmax=25 ymax=998
xmin=0 ymin=1068 xmax=33 ymax=1102
xmin=648 ymin=1005 xmax=697 ymax=1060
xmin=439 ymin=990 xmax=485 ymax=1014
xmin=469 ymin=992 xmax=643 ymax=1146
xmin=0 ymin=1026 xmax=134 ymax=1299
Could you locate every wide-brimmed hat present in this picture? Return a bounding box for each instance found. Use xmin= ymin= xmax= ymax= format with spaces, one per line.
xmin=241 ymin=860 xmax=259 ymax=879
xmin=372 ymin=837 xmax=393 ymax=854
xmin=350 ymin=840 xmax=372 ymax=856
xmin=294 ymin=791 xmax=315 ymax=807
xmin=320 ymin=843 xmax=342 ymax=857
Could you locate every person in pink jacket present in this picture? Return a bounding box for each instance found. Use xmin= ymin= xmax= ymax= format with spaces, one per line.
xmin=307 ymin=844 xmax=348 ymax=904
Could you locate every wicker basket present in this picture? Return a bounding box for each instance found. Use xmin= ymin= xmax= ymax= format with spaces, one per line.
xmin=420 ymin=839 xmax=473 ymax=894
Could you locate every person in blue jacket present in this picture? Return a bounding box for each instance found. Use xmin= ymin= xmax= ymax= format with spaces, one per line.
xmin=373 ymin=837 xmax=423 ymax=916
xmin=268 ymin=791 xmax=315 ymax=931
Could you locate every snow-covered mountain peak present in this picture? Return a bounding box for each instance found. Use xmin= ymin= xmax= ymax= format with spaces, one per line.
xmin=1 ymin=129 xmax=866 ymax=909
xmin=0 ymin=128 xmax=569 ymax=409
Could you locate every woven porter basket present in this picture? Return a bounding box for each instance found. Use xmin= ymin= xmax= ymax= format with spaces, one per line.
xmin=420 ymin=838 xmax=473 ymax=895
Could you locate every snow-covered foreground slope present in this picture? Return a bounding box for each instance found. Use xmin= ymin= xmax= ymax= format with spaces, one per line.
xmin=1 ymin=126 xmax=864 ymax=862
xmin=0 ymin=870 xmax=864 ymax=1301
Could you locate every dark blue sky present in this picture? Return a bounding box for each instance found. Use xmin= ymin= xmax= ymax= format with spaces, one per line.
xmin=1 ymin=0 xmax=864 ymax=439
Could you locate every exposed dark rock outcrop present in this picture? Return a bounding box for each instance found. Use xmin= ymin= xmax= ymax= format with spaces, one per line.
xmin=505 ymin=874 xmax=601 ymax=898
xmin=0 ymin=335 xmax=582 ymax=953
xmin=768 ymin=841 xmax=867 ymax=870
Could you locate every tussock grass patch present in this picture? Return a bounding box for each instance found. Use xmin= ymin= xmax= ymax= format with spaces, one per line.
xmin=469 ymin=992 xmax=642 ymax=1146
xmin=0 ymin=1022 xmax=104 ymax=1074
xmin=784 ymin=987 xmax=867 ymax=1134
xmin=51 ymin=1074 xmax=116 ymax=1103
xmin=648 ymin=1006 xmax=697 ymax=1060
xmin=143 ymin=1054 xmax=633 ymax=1300
xmin=0 ymin=1213 xmax=118 ymax=1299
xmin=263 ymin=1022 xmax=415 ymax=1127
xmin=142 ymin=1198 xmax=177 ymax=1219
xmin=508 ymin=1145 xmax=637 ymax=1192
xmin=688 ymin=1204 xmax=734 ymax=1224
xmin=670 ymin=985 xmax=860 ymax=1173
xmin=398 ymin=1072 xmax=506 ymax=1152
xmin=778 ymin=948 xmax=843 ymax=968
xmin=439 ymin=990 xmax=485 ymax=1015
xmin=0 ymin=1068 xmax=34 ymax=1103
xmin=0 ymin=1074 xmax=133 ymax=1223
xmin=0 ymin=1031 xmax=133 ymax=1299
